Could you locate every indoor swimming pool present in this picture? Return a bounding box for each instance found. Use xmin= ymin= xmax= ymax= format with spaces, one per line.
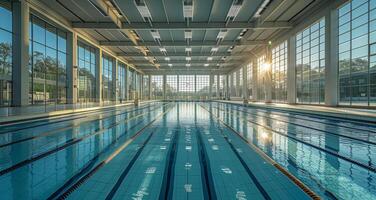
xmin=0 ymin=102 xmax=375 ymax=200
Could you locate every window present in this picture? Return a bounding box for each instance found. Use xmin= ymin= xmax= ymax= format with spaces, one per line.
xmin=0 ymin=2 xmax=12 ymax=106
xmin=219 ymin=75 xmax=225 ymax=98
xmin=257 ymin=55 xmax=267 ymax=101
xmin=338 ymin=0 xmax=376 ymax=106
xmin=178 ymin=75 xmax=195 ymax=99
xmin=102 ymin=54 xmax=115 ymax=102
xmin=166 ymin=75 xmax=178 ymax=99
xmin=232 ymin=71 xmax=236 ymax=97
xmin=77 ymin=41 xmax=96 ymax=102
xmin=29 ymin=15 xmax=68 ymax=105
xmin=143 ymin=75 xmax=149 ymax=100
xmin=118 ymin=62 xmax=126 ymax=102
xmin=239 ymin=68 xmax=243 ymax=97
xmin=151 ymin=75 xmax=163 ymax=99
xmin=247 ymin=63 xmax=253 ymax=99
xmin=272 ymin=41 xmax=288 ymax=102
xmin=296 ymin=18 xmax=325 ymax=104
xmin=212 ymin=75 xmax=218 ymax=97
xmin=196 ymin=75 xmax=209 ymax=98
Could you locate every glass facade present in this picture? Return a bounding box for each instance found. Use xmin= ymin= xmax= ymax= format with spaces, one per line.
xmin=102 ymin=54 xmax=114 ymax=102
xmin=212 ymin=75 xmax=217 ymax=97
xmin=257 ymin=55 xmax=266 ymax=101
xmin=178 ymin=75 xmax=195 ymax=99
xmin=338 ymin=0 xmax=376 ymax=106
xmin=247 ymin=63 xmax=253 ymax=99
xmin=118 ymin=62 xmax=126 ymax=102
xmin=196 ymin=75 xmax=209 ymax=98
xmin=29 ymin=15 xmax=68 ymax=104
xmin=272 ymin=41 xmax=288 ymax=102
xmin=219 ymin=75 xmax=224 ymax=98
xmin=296 ymin=18 xmax=326 ymax=104
xmin=77 ymin=41 xmax=96 ymax=102
xmin=151 ymin=75 xmax=163 ymax=99
xmin=0 ymin=2 xmax=12 ymax=106
xmin=166 ymin=75 xmax=178 ymax=99
xmin=143 ymin=75 xmax=149 ymax=100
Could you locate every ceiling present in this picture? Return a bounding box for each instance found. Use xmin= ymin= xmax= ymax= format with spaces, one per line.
xmin=39 ymin=0 xmax=324 ymax=73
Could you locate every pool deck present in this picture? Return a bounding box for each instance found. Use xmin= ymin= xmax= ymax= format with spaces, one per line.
xmin=215 ymin=100 xmax=376 ymax=122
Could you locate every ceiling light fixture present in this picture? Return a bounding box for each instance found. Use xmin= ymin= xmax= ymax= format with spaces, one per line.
xmin=159 ymin=47 xmax=167 ymax=52
xmin=204 ymin=64 xmax=209 ymax=67
xmin=217 ymin=30 xmax=227 ymax=39
xmin=186 ymin=63 xmax=191 ymax=67
xmin=168 ymin=63 xmax=172 ymax=67
xmin=134 ymin=0 xmax=152 ymax=19
xmin=186 ymin=57 xmax=191 ymax=61
xmin=211 ymin=47 xmax=219 ymax=52
xmin=183 ymin=1 xmax=193 ymax=18
xmin=165 ymin=57 xmax=170 ymax=61
xmin=185 ymin=47 xmax=192 ymax=52
xmin=184 ymin=30 xmax=192 ymax=39
xmin=151 ymin=30 xmax=161 ymax=39
xmin=207 ymin=57 xmax=213 ymax=61
xmin=226 ymin=0 xmax=243 ymax=19
xmin=254 ymin=0 xmax=270 ymax=18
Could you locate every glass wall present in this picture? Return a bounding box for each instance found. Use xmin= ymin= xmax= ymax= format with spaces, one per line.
xmin=257 ymin=55 xmax=266 ymax=101
xmin=296 ymin=18 xmax=325 ymax=104
xmin=247 ymin=63 xmax=253 ymax=99
xmin=77 ymin=41 xmax=96 ymax=103
xmin=102 ymin=54 xmax=114 ymax=102
xmin=143 ymin=75 xmax=149 ymax=100
xmin=128 ymin=69 xmax=134 ymax=100
xmin=219 ymin=75 xmax=225 ymax=98
xmin=196 ymin=75 xmax=209 ymax=99
xmin=272 ymin=41 xmax=288 ymax=102
xmin=212 ymin=75 xmax=218 ymax=97
xmin=0 ymin=1 xmax=12 ymax=106
xmin=238 ymin=68 xmax=243 ymax=97
xmin=151 ymin=75 xmax=163 ymax=99
xmin=118 ymin=62 xmax=126 ymax=102
xmin=178 ymin=75 xmax=195 ymax=99
xmin=166 ymin=75 xmax=178 ymax=99
xmin=338 ymin=0 xmax=376 ymax=106
xmin=29 ymin=15 xmax=68 ymax=105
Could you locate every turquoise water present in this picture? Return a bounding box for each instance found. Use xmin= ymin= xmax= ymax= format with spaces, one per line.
xmin=0 ymin=102 xmax=374 ymax=199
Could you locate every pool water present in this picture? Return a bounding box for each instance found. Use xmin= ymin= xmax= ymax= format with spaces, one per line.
xmin=0 ymin=102 xmax=375 ymax=200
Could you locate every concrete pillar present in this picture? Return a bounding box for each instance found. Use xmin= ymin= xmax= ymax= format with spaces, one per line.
xmin=12 ymin=0 xmax=29 ymax=106
xmin=325 ymin=9 xmax=338 ymax=106
xmin=209 ymin=74 xmax=213 ymax=100
xmin=66 ymin=32 xmax=77 ymax=104
xmin=113 ymin=59 xmax=118 ymax=103
xmin=287 ymin=36 xmax=297 ymax=104
xmin=96 ymin=49 xmax=102 ymax=103
xmin=242 ymin=65 xmax=248 ymax=103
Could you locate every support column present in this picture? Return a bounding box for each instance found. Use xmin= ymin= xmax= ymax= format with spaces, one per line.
xmin=96 ymin=49 xmax=102 ymax=103
xmin=113 ymin=59 xmax=118 ymax=103
xmin=148 ymin=75 xmax=151 ymax=100
xmin=325 ymin=9 xmax=338 ymax=106
xmin=242 ymin=65 xmax=248 ymax=103
xmin=226 ymin=75 xmax=230 ymax=100
xmin=287 ymin=36 xmax=297 ymax=104
xmin=163 ymin=74 xmax=166 ymax=100
xmin=12 ymin=0 xmax=29 ymax=106
xmin=66 ymin=32 xmax=77 ymax=104
xmin=209 ymin=74 xmax=213 ymax=100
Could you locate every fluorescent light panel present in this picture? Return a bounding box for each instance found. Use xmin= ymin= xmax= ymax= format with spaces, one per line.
xmin=211 ymin=47 xmax=219 ymax=52
xmin=165 ymin=57 xmax=170 ymax=61
xmin=186 ymin=57 xmax=191 ymax=61
xmin=185 ymin=47 xmax=192 ymax=52
xmin=183 ymin=1 xmax=193 ymax=18
xmin=186 ymin=63 xmax=191 ymax=67
xmin=134 ymin=0 xmax=152 ymax=18
xmin=227 ymin=0 xmax=243 ymax=18
xmin=207 ymin=57 xmax=213 ymax=61
xmin=217 ymin=30 xmax=227 ymax=39
xmin=184 ymin=30 xmax=192 ymax=39
xmin=159 ymin=47 xmax=167 ymax=52
xmin=204 ymin=64 xmax=209 ymax=67
xmin=151 ymin=30 xmax=160 ymax=39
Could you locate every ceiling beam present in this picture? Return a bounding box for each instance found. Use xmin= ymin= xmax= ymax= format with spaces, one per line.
xmin=100 ymin=40 xmax=267 ymax=47
xmin=71 ymin=21 xmax=293 ymax=30
xmin=116 ymin=52 xmax=249 ymax=57
xmin=129 ymin=61 xmax=242 ymax=65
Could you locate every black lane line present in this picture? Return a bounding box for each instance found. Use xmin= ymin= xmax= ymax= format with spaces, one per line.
xmin=51 ymin=105 xmax=173 ymax=200
xmin=0 ymin=105 xmax=163 ymax=149
xmin=218 ymin=102 xmax=376 ymax=129
xmin=196 ymin=127 xmax=217 ymax=200
xmin=209 ymin=105 xmax=376 ymax=173
xmin=0 ymin=103 xmax=159 ymax=135
xmin=0 ymin=105 xmax=167 ymax=177
xmin=159 ymin=129 xmax=179 ymax=200
xmin=217 ymin=125 xmax=271 ymax=200
xmin=213 ymin=106 xmax=376 ymax=146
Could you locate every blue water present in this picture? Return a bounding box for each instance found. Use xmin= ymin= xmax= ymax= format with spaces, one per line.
xmin=0 ymin=102 xmax=374 ymax=199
